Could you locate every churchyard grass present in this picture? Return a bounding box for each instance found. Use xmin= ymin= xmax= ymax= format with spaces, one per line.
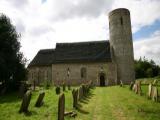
xmin=0 ymin=86 xmax=160 ymax=120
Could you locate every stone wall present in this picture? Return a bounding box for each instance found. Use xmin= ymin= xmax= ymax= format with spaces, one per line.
xmin=28 ymin=66 xmax=52 ymax=85
xmin=52 ymin=62 xmax=117 ymax=86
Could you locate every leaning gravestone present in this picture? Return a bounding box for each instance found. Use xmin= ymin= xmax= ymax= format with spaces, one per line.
xmin=19 ymin=90 xmax=32 ymax=113
xmin=137 ymin=81 xmax=142 ymax=95
xmin=148 ymin=84 xmax=153 ymax=99
xmin=78 ymin=87 xmax=83 ymax=100
xmin=72 ymin=89 xmax=78 ymax=109
xmin=19 ymin=83 xmax=27 ymax=98
xmin=152 ymin=87 xmax=158 ymax=102
xmin=58 ymin=93 xmax=65 ymax=120
xmin=35 ymin=91 xmax=45 ymax=107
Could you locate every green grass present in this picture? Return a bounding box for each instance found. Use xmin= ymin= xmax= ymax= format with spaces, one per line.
xmin=0 ymin=86 xmax=160 ymax=120
xmin=0 ymin=87 xmax=73 ymax=120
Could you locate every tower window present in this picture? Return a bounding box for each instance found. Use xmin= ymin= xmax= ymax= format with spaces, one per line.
xmin=120 ymin=17 xmax=123 ymax=25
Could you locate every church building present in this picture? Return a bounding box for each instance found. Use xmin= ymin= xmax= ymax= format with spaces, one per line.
xmin=27 ymin=8 xmax=135 ymax=86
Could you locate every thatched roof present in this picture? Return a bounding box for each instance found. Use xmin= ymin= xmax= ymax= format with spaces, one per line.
xmin=28 ymin=40 xmax=111 ymax=67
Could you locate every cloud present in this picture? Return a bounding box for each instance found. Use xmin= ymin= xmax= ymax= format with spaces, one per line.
xmin=2 ymin=0 xmax=28 ymax=8
xmin=0 ymin=0 xmax=159 ymax=65
xmin=29 ymin=25 xmax=55 ymax=37
xmin=41 ymin=0 xmax=113 ymax=21
xmin=112 ymin=0 xmax=160 ymax=33
xmin=15 ymin=20 xmax=26 ymax=34
xmin=134 ymin=30 xmax=160 ymax=65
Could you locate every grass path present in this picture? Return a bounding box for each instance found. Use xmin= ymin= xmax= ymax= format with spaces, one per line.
xmin=75 ymin=86 xmax=160 ymax=120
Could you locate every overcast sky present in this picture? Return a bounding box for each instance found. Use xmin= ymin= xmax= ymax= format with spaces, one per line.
xmin=0 ymin=0 xmax=160 ymax=65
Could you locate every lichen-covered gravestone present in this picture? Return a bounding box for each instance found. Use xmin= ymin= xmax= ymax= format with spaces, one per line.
xmin=152 ymin=87 xmax=158 ymax=102
xmin=19 ymin=90 xmax=32 ymax=113
xmin=148 ymin=84 xmax=153 ymax=99
xmin=58 ymin=93 xmax=65 ymax=120
xmin=35 ymin=91 xmax=45 ymax=107
xmin=72 ymin=89 xmax=78 ymax=109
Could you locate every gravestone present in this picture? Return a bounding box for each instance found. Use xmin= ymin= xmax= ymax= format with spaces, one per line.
xmin=152 ymin=87 xmax=158 ymax=102
xmin=19 ymin=83 xmax=27 ymax=98
xmin=35 ymin=91 xmax=45 ymax=107
xmin=72 ymin=89 xmax=78 ymax=109
xmin=129 ymin=81 xmax=134 ymax=90
xmin=78 ymin=87 xmax=83 ymax=100
xmin=137 ymin=81 xmax=142 ymax=95
xmin=148 ymin=84 xmax=153 ymax=99
xmin=58 ymin=93 xmax=65 ymax=120
xmin=132 ymin=83 xmax=138 ymax=94
xmin=19 ymin=90 xmax=32 ymax=113
xmin=120 ymin=80 xmax=123 ymax=87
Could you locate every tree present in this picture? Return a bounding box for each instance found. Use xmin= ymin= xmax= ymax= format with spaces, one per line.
xmin=0 ymin=14 xmax=27 ymax=91
xmin=134 ymin=57 xmax=160 ymax=79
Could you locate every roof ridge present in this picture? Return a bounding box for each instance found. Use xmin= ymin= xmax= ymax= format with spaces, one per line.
xmin=56 ymin=40 xmax=109 ymax=45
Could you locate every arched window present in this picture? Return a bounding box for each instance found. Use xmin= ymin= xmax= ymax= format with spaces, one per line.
xmin=81 ymin=67 xmax=86 ymax=79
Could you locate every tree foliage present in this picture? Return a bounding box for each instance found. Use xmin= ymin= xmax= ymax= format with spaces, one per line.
xmin=135 ymin=57 xmax=160 ymax=79
xmin=0 ymin=14 xmax=27 ymax=91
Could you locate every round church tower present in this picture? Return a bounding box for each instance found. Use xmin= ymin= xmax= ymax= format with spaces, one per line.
xmin=109 ymin=8 xmax=135 ymax=84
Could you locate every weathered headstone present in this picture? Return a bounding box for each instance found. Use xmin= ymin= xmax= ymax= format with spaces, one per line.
xmin=19 ymin=83 xmax=27 ymax=98
xmin=148 ymin=84 xmax=153 ymax=99
xmin=58 ymin=93 xmax=65 ymax=120
xmin=137 ymin=81 xmax=142 ymax=95
xmin=72 ymin=89 xmax=78 ymax=109
xmin=19 ymin=90 xmax=32 ymax=113
xmin=35 ymin=91 xmax=45 ymax=107
xmin=132 ymin=83 xmax=138 ymax=94
xmin=120 ymin=80 xmax=123 ymax=87
xmin=152 ymin=87 xmax=158 ymax=102
xmin=78 ymin=87 xmax=83 ymax=100
xmin=129 ymin=81 xmax=134 ymax=90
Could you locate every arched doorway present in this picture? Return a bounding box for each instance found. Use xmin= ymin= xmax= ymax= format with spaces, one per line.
xmin=99 ymin=73 xmax=105 ymax=86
